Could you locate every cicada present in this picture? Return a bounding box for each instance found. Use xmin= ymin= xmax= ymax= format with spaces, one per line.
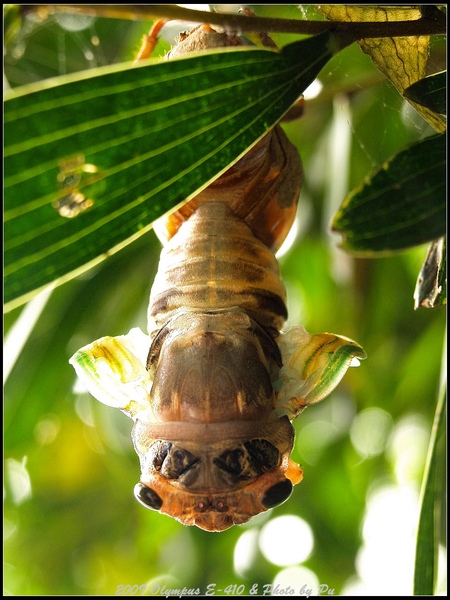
xmin=70 ymin=21 xmax=366 ymax=532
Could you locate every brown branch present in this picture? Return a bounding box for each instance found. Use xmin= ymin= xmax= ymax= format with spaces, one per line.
xmin=23 ymin=4 xmax=447 ymax=39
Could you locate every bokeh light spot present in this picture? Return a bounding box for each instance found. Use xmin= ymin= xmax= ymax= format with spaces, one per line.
xmin=234 ymin=529 xmax=259 ymax=577
xmin=259 ymin=515 xmax=314 ymax=566
xmin=350 ymin=407 xmax=393 ymax=458
xmin=386 ymin=415 xmax=429 ymax=485
xmin=342 ymin=483 xmax=419 ymax=595
xmin=271 ymin=566 xmax=320 ymax=596
xmin=5 ymin=457 xmax=32 ymax=505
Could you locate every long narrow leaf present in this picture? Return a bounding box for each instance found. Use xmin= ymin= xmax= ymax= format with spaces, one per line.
xmin=414 ymin=337 xmax=446 ymax=594
xmin=5 ymin=33 xmax=336 ymax=310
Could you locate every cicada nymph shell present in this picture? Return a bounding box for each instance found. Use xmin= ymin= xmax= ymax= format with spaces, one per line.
xmin=70 ymin=21 xmax=366 ymax=532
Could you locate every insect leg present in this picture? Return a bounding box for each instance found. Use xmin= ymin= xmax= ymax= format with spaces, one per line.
xmin=134 ymin=19 xmax=168 ymax=61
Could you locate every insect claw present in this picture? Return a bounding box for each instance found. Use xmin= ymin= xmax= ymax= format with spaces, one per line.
xmin=134 ymin=19 xmax=168 ymax=62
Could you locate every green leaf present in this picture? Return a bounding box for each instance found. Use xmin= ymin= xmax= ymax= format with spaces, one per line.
xmin=414 ymin=358 xmax=446 ymax=594
xmin=331 ymin=134 xmax=446 ymax=255
xmin=404 ymin=71 xmax=447 ymax=115
xmin=4 ymin=32 xmax=337 ymax=311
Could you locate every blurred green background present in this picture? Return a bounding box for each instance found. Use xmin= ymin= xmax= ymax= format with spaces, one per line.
xmin=4 ymin=5 xmax=446 ymax=596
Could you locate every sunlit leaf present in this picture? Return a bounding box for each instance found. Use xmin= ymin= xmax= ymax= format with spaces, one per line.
xmin=414 ymin=238 xmax=447 ymax=309
xmin=318 ymin=5 xmax=447 ymax=132
xmin=404 ymin=71 xmax=447 ymax=115
xmin=331 ymin=133 xmax=446 ymax=254
xmin=4 ymin=32 xmax=336 ymax=311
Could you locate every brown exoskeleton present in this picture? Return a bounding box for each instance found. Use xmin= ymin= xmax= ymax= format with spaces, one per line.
xmin=70 ymin=20 xmax=365 ymax=532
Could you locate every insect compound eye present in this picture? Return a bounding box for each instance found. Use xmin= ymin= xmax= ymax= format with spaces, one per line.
xmin=134 ymin=483 xmax=163 ymax=511
xmin=261 ymin=479 xmax=293 ymax=509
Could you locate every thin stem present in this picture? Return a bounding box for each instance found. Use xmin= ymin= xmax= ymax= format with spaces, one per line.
xmin=24 ymin=5 xmax=447 ymax=39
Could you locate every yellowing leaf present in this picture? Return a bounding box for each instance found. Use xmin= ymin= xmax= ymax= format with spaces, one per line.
xmin=318 ymin=5 xmax=446 ymax=132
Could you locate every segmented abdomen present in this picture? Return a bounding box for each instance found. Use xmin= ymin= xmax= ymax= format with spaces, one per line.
xmin=148 ymin=201 xmax=287 ymax=334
